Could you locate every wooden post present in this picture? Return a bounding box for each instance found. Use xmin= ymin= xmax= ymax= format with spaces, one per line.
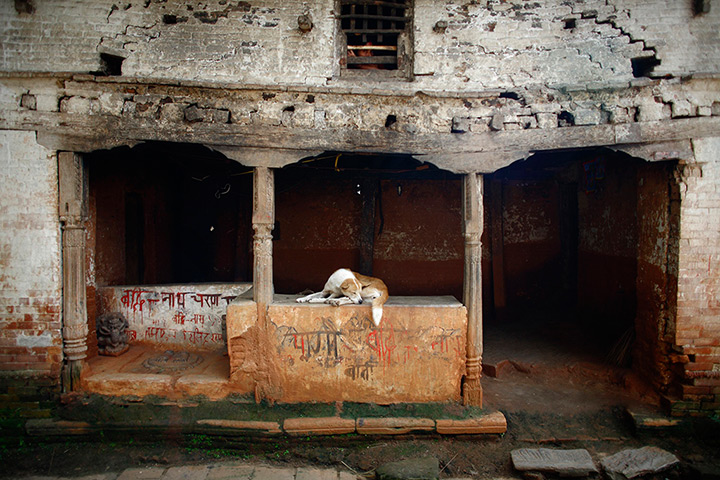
xmin=462 ymin=173 xmax=483 ymax=406
xmin=252 ymin=167 xmax=275 ymax=315
xmin=58 ymin=152 xmax=88 ymax=392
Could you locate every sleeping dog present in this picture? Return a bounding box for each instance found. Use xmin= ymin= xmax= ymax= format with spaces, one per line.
xmin=296 ymin=268 xmax=389 ymax=326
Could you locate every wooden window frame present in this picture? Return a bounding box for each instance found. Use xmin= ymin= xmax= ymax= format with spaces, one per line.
xmin=336 ymin=0 xmax=414 ymax=81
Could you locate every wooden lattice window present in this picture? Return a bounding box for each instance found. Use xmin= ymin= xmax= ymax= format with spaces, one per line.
xmin=340 ymin=0 xmax=410 ymax=71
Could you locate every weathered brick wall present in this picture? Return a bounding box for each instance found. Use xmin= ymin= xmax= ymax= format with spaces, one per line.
xmin=672 ymin=136 xmax=720 ymax=415
xmin=2 ymin=1 xmax=719 ymax=88
xmin=0 ymin=130 xmax=63 ymax=415
xmin=635 ymin=161 xmax=678 ymax=396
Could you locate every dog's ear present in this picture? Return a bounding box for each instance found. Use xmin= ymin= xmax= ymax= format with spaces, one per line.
xmin=340 ymin=279 xmax=357 ymax=293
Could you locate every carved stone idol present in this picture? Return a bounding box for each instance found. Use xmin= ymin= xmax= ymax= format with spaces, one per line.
xmin=96 ymin=312 xmax=130 ymax=356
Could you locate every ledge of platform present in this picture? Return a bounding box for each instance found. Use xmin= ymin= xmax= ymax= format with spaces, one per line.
xmin=26 ymin=410 xmax=507 ymax=438
xmin=271 ymin=295 xmax=464 ymax=307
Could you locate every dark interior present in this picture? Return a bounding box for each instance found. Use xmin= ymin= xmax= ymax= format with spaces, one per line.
xmin=86 ymin=142 xmax=677 ymax=372
xmin=87 ymin=142 xmax=254 ymax=287
xmin=484 ymin=148 xmax=677 ymax=369
xmin=273 ymin=152 xmax=464 ymax=298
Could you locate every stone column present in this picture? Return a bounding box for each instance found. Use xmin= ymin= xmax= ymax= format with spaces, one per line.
xmin=462 ymin=172 xmax=483 ymax=406
xmin=252 ymin=166 xmax=275 ymax=316
xmin=58 ymin=152 xmax=88 ymax=392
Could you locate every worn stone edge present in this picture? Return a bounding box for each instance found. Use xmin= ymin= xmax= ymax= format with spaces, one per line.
xmin=511 ymin=448 xmax=599 ymax=474
xmin=356 ymin=417 xmax=436 ymax=435
xmin=435 ymin=411 xmax=508 ymax=434
xmin=282 ymin=417 xmax=357 ymax=436
xmin=26 ymin=411 xmax=507 ymax=437
xmin=196 ymin=419 xmax=282 ymax=435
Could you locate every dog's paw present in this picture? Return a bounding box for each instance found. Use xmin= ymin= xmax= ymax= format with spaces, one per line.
xmin=296 ymin=297 xmax=308 ymax=303
xmin=328 ymin=299 xmax=342 ymax=306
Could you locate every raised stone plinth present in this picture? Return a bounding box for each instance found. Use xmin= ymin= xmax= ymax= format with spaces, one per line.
xmin=244 ymin=295 xmax=467 ymax=404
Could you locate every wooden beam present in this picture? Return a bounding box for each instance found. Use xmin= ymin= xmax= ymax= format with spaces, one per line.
xmin=8 ymin=112 xmax=717 ymax=172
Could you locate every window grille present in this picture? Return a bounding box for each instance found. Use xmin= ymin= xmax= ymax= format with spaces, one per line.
xmin=340 ymin=0 xmax=409 ymax=71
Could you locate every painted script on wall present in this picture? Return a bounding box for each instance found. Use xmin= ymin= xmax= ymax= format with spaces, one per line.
xmin=98 ymin=283 xmax=252 ymax=350
xmin=257 ymin=297 xmax=468 ymax=403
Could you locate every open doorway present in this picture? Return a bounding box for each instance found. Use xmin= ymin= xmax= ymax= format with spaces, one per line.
xmin=482 ymin=148 xmax=679 ymax=395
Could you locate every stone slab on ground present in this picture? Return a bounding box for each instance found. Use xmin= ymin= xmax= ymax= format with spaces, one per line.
xmin=162 ymin=465 xmax=210 ymax=480
xmin=599 ymin=446 xmax=680 ymax=480
xmin=205 ymin=464 xmax=255 ymax=479
xmin=116 ymin=467 xmax=166 ymax=480
xmin=435 ymin=411 xmax=507 ymax=434
xmin=296 ymin=467 xmax=341 ymax=480
xmin=250 ymin=466 xmax=296 ymax=480
xmin=283 ymin=416 xmax=356 ymax=436
xmin=196 ymin=419 xmax=282 ymax=435
xmin=375 ymin=457 xmax=439 ymax=480
xmin=356 ymin=417 xmax=435 ymax=435
xmin=511 ymin=448 xmax=599 ymax=477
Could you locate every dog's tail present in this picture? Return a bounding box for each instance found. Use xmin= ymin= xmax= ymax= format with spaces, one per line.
xmin=372 ymin=303 xmax=383 ymax=326
xmin=371 ymin=289 xmax=389 ymax=326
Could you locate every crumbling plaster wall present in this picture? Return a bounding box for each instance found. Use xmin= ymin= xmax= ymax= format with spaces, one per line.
xmin=605 ymin=0 xmax=720 ymax=78
xmin=2 ymin=1 xmax=719 ymax=89
xmin=0 ymin=131 xmax=63 ymax=381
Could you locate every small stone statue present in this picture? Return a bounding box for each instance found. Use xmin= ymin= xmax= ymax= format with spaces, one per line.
xmin=96 ymin=312 xmax=130 ymax=356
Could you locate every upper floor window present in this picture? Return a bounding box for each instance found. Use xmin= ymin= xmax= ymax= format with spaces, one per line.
xmin=339 ymin=0 xmax=412 ymax=79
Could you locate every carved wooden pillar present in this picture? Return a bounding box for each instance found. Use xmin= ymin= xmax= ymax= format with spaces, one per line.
xmin=58 ymin=152 xmax=88 ymax=392
xmin=252 ymin=166 xmax=275 ymax=317
xmin=462 ymin=172 xmax=484 ymax=406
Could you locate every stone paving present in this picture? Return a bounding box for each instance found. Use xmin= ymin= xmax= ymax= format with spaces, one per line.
xmin=11 ymin=462 xmax=480 ymax=480
xmin=16 ymin=463 xmax=356 ymax=480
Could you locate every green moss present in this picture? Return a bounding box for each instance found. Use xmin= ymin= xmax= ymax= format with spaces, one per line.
xmin=339 ymin=402 xmax=483 ymax=420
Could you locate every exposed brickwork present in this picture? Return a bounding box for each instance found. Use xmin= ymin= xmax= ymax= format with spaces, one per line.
xmin=0 ymin=131 xmax=63 ymax=416
xmin=672 ymin=137 xmax=720 ymax=415
xmin=0 ymin=373 xmax=59 ymax=420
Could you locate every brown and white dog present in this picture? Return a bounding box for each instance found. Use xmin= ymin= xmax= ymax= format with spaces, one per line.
xmin=296 ymin=268 xmax=389 ymax=326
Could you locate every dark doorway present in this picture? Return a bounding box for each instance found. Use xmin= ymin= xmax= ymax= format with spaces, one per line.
xmin=484 ymin=148 xmax=678 ymax=369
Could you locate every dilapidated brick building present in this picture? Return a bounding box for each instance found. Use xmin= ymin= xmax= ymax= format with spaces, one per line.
xmin=1 ymin=0 xmax=719 ymax=419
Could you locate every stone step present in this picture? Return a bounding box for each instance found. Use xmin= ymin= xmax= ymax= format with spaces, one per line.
xmin=25 ymin=410 xmax=507 ymax=438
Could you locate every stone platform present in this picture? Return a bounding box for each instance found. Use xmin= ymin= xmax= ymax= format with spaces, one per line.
xmin=83 ymin=344 xmax=241 ymax=400
xmin=228 ymin=295 xmax=468 ymax=404
xmin=79 ymin=344 xmax=506 ymax=438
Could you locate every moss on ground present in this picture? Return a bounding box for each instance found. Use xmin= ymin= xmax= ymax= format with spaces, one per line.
xmin=339 ymin=402 xmax=483 ymax=420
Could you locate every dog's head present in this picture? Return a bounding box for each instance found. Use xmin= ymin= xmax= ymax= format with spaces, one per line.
xmin=340 ymin=277 xmax=363 ymax=304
